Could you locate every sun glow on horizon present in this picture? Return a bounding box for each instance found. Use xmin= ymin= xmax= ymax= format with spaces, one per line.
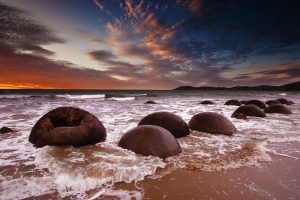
xmin=0 ymin=83 xmax=55 ymax=89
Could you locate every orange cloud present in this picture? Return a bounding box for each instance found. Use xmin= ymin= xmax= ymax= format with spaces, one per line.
xmin=93 ymin=0 xmax=111 ymax=15
xmin=146 ymin=41 xmax=173 ymax=58
xmin=176 ymin=0 xmax=202 ymax=13
xmin=189 ymin=0 xmax=202 ymax=13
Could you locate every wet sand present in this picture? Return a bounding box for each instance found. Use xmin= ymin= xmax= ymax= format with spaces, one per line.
xmin=112 ymin=153 xmax=300 ymax=200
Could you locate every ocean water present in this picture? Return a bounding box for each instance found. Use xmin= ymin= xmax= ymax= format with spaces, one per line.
xmin=0 ymin=90 xmax=299 ymax=199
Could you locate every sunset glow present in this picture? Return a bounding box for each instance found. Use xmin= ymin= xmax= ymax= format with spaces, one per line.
xmin=0 ymin=0 xmax=299 ymax=89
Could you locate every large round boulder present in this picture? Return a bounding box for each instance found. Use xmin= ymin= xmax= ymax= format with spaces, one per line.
xmin=245 ymin=100 xmax=267 ymax=109
xmin=265 ymin=100 xmax=281 ymax=106
xmin=118 ymin=125 xmax=182 ymax=158
xmin=225 ymin=100 xmax=242 ymax=106
xmin=188 ymin=112 xmax=237 ymax=136
xmin=138 ymin=112 xmax=190 ymax=138
xmin=276 ymin=98 xmax=292 ymax=105
xmin=264 ymin=104 xmax=292 ymax=114
xmin=200 ymin=100 xmax=214 ymax=105
xmin=29 ymin=107 xmax=106 ymax=148
xmin=231 ymin=105 xmax=266 ymax=118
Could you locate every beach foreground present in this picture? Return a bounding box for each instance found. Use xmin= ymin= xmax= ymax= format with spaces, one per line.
xmin=17 ymin=150 xmax=300 ymax=200
xmin=0 ymin=90 xmax=299 ymax=199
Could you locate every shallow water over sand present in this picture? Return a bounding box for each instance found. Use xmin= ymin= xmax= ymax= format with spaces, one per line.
xmin=0 ymin=91 xmax=299 ymax=199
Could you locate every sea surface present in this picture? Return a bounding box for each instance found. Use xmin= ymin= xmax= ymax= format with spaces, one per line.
xmin=0 ymin=90 xmax=299 ymax=199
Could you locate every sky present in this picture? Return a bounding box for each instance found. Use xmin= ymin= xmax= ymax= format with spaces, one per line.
xmin=0 ymin=0 xmax=299 ymax=89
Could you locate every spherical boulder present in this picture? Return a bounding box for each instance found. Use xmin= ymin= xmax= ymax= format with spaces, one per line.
xmin=265 ymin=100 xmax=281 ymax=106
xmin=144 ymin=101 xmax=157 ymax=104
xmin=245 ymin=100 xmax=267 ymax=109
xmin=29 ymin=107 xmax=106 ymax=148
xmin=200 ymin=100 xmax=214 ymax=105
xmin=276 ymin=98 xmax=292 ymax=105
xmin=138 ymin=112 xmax=190 ymax=138
xmin=264 ymin=104 xmax=292 ymax=114
xmin=118 ymin=125 xmax=182 ymax=158
xmin=0 ymin=126 xmax=14 ymax=134
xmin=225 ymin=100 xmax=242 ymax=106
xmin=231 ymin=105 xmax=266 ymax=118
xmin=188 ymin=112 xmax=237 ymax=136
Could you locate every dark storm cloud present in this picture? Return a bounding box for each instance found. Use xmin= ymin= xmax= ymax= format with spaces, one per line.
xmin=0 ymin=2 xmax=64 ymax=55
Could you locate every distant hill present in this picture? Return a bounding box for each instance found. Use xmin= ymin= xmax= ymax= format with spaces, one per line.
xmin=173 ymin=81 xmax=300 ymax=91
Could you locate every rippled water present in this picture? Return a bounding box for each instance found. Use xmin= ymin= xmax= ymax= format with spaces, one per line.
xmin=0 ymin=91 xmax=299 ymax=199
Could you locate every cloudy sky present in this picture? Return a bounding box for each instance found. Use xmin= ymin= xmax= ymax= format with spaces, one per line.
xmin=0 ymin=0 xmax=299 ymax=89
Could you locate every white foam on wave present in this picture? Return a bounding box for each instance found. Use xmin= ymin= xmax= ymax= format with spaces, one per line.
xmin=56 ymin=94 xmax=105 ymax=99
xmin=278 ymin=93 xmax=287 ymax=96
xmin=32 ymin=144 xmax=165 ymax=198
xmin=166 ymin=131 xmax=272 ymax=171
xmin=107 ymin=97 xmax=135 ymax=101
xmin=0 ymin=176 xmax=54 ymax=200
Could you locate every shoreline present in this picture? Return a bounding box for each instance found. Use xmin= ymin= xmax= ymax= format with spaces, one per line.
xmin=104 ymin=152 xmax=300 ymax=200
xmin=21 ymin=143 xmax=300 ymax=200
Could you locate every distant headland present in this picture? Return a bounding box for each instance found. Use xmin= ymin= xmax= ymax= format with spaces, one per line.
xmin=173 ymin=81 xmax=300 ymax=91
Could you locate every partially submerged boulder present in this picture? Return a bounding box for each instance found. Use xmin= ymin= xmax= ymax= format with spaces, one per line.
xmin=118 ymin=125 xmax=182 ymax=158
xmin=200 ymin=100 xmax=214 ymax=105
xmin=144 ymin=101 xmax=157 ymax=104
xmin=29 ymin=107 xmax=106 ymax=148
xmin=225 ymin=100 xmax=242 ymax=106
xmin=232 ymin=113 xmax=247 ymax=120
xmin=138 ymin=112 xmax=190 ymax=138
xmin=276 ymin=98 xmax=292 ymax=105
xmin=188 ymin=112 xmax=237 ymax=136
xmin=264 ymin=104 xmax=292 ymax=114
xmin=245 ymin=100 xmax=267 ymax=109
xmin=265 ymin=100 xmax=281 ymax=106
xmin=231 ymin=105 xmax=266 ymax=118
xmin=0 ymin=126 xmax=15 ymax=134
